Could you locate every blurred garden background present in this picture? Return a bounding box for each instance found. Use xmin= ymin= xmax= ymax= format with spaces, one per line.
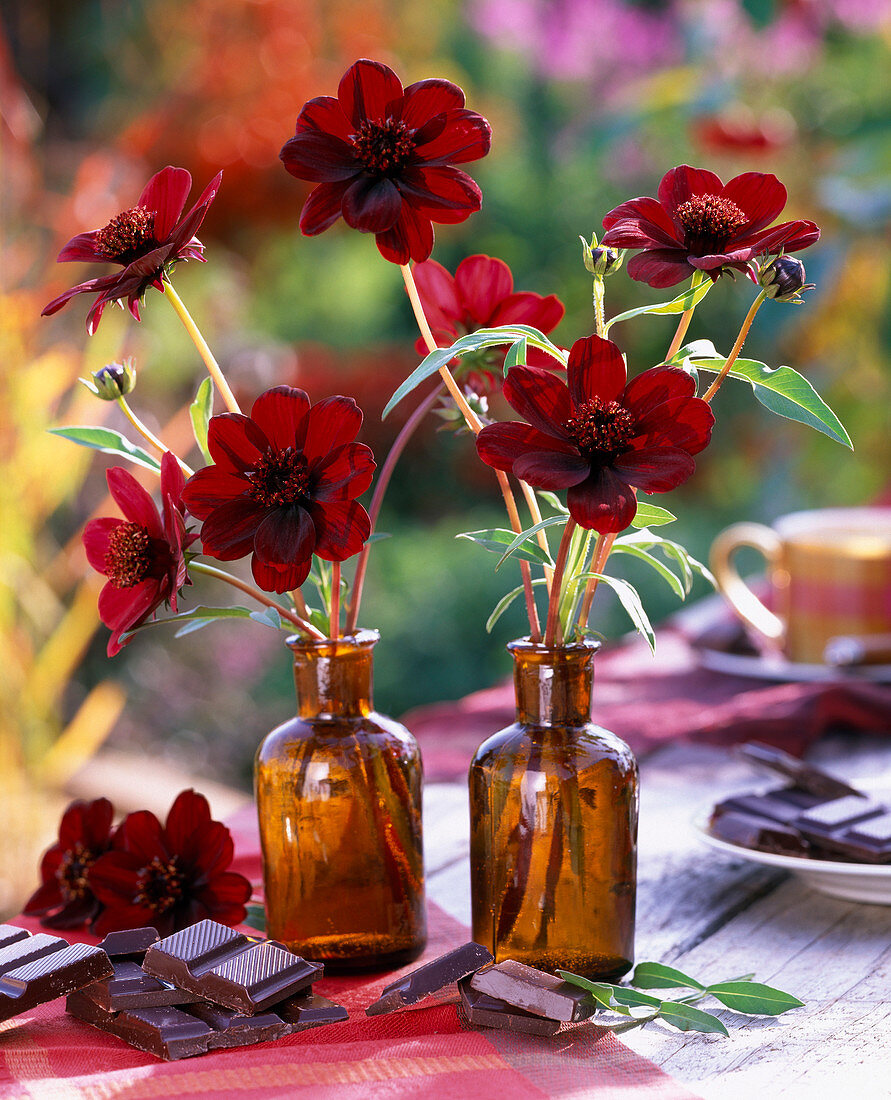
xmin=2 ymin=0 xmax=890 ymax=914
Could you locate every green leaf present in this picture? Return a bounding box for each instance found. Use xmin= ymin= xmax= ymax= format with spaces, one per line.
xmin=456 ymin=528 xmax=554 ymax=568
xmin=504 ymin=336 xmax=527 ymax=371
xmin=537 ymin=490 xmax=568 ymax=515
xmin=48 ymin=426 xmax=162 ymax=472
xmin=692 ymin=356 xmax=852 ymax=448
xmin=190 ymin=377 xmax=214 ymax=464
xmin=242 ymin=903 xmax=266 ymax=933
xmin=631 ymin=962 xmax=705 ymax=991
xmin=382 ymin=325 xmax=566 ymax=418
xmin=605 ymin=987 xmax=663 ymax=1009
xmin=657 ymin=1001 xmax=729 ymax=1036
xmin=121 ymin=605 xmax=254 ymax=642
xmin=556 ymin=972 xmax=628 ymax=1014
xmin=609 ymin=543 xmax=686 ymax=600
xmin=615 ymin=529 xmax=715 ymax=595
xmin=366 ymin=532 xmax=392 ymax=544
xmin=577 ymin=572 xmax=655 ymax=651
xmin=629 ymin=502 xmax=676 ymax=528
xmin=249 ymin=606 xmax=287 ymax=631
xmin=706 ymin=981 xmax=804 ymax=1015
xmin=604 ymin=279 xmax=712 ymax=334
xmin=493 ymin=515 xmax=566 ymax=569
xmin=486 ymin=578 xmax=548 ymax=634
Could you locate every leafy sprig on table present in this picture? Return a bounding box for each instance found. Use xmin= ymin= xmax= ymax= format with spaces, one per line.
xmin=559 ymin=961 xmax=803 ymax=1037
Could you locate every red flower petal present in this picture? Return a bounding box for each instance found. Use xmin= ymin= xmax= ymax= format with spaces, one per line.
xmin=99 ymin=579 xmax=165 ymax=656
xmin=601 ymin=196 xmax=682 ymax=249
xmin=338 ymin=59 xmax=404 ymax=127
xmin=169 ymin=171 xmax=222 ymax=254
xmin=374 ymin=203 xmax=435 ymax=264
xmin=622 ymin=367 xmax=696 ymax=419
xmin=566 ymin=335 xmax=627 ymax=406
xmin=294 ymin=95 xmax=354 ymax=141
xmin=181 ymin=467 xmax=250 ymax=519
xmin=106 ymin=467 xmax=164 ymax=537
xmin=254 ymin=504 xmax=316 ymax=566
xmin=163 ymin=790 xmax=212 ymax=855
xmin=632 ymin=397 xmax=715 ymax=455
xmin=722 ymin=172 xmax=787 ymax=234
xmin=307 ymin=500 xmax=371 ymax=561
xmin=299 ymin=181 xmax=352 ymax=236
xmin=250 ymin=386 xmax=311 ymax=452
xmin=23 ymin=878 xmax=65 ymax=915
xmin=490 ymin=291 xmax=564 ymax=332
xmin=197 ymin=870 xmax=252 ymax=905
xmin=412 ymin=258 xmax=462 ymax=330
xmin=412 ymin=108 xmax=492 ymax=165
xmin=625 ymin=249 xmax=695 ymax=289
xmin=657 ymin=164 xmax=725 ymax=214
xmin=454 ymin=255 xmax=513 ymax=325
xmin=83 ymin=517 xmax=122 ymax=572
xmin=138 ymin=166 xmax=192 ymax=241
xmin=313 ymin=443 xmax=376 ymax=501
xmin=503 ymin=365 xmax=572 ymax=438
xmin=567 ymin=468 xmax=637 ymax=534
xmin=613 ymin=446 xmax=695 ymax=492
xmin=251 ymin=555 xmax=312 ymax=593
xmin=342 ymin=175 xmax=402 ymax=232
xmin=302 ymin=395 xmax=363 ymax=461
xmin=184 ymin=821 xmax=234 ymax=880
xmin=57 ymin=231 xmax=103 ymax=264
xmin=113 ymin=810 xmax=166 ymax=863
xmin=401 ymin=78 xmax=465 ymax=128
xmin=513 ymin=450 xmax=590 ymax=489
xmin=198 ymin=497 xmax=266 ymax=559
xmin=746 ymin=219 xmax=820 ymax=256
xmin=398 ymin=166 xmax=482 ymax=222
xmin=476 ymin=421 xmax=579 ymax=471
xmin=279 ymin=131 xmax=361 ymax=183
xmin=207 ymin=412 xmax=269 ymax=472
xmin=92 ymin=901 xmax=157 ymax=936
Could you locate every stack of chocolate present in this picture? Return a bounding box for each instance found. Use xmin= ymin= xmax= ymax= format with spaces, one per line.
xmin=364 ymin=943 xmax=597 ymax=1035
xmin=66 ymin=919 xmax=347 ymax=1060
xmin=0 ymin=925 xmax=113 ymax=1022
xmin=709 ymin=742 xmax=891 ymax=863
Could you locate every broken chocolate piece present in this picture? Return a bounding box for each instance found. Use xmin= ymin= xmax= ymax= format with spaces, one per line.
xmin=80 ymin=960 xmax=204 ymax=1011
xmin=0 ymin=938 xmax=112 ymax=1022
xmin=365 ymin=941 xmax=493 ymax=1017
xmin=708 ymin=809 xmax=812 ymax=856
xmin=794 ymin=797 xmax=891 ymax=863
xmin=468 ymin=960 xmax=597 ymax=1022
xmin=716 ymin=788 xmax=823 ymax=826
xmin=67 ymin=992 xmax=214 ymax=1060
xmin=142 ymin=920 xmax=322 ymax=1014
xmin=183 ymin=1001 xmax=287 ymax=1049
xmin=736 ymin=742 xmax=862 ymax=800
xmin=276 ymin=989 xmax=349 ymax=1028
xmin=458 ymin=977 xmax=561 ymax=1036
xmin=96 ymin=927 xmax=160 ymax=960
xmin=0 ymin=926 xmax=30 ymax=952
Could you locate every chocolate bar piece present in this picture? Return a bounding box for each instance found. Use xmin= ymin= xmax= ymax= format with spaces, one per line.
xmin=142 ymin=920 xmax=322 ymax=1014
xmin=67 ymin=993 xmax=214 ymax=1060
xmin=183 ymin=1001 xmax=288 ymax=1049
xmin=0 ymin=936 xmax=112 ymax=1022
xmin=708 ymin=809 xmax=811 ymax=857
xmin=736 ymin=742 xmax=862 ymax=800
xmin=794 ymin=796 xmax=891 ymax=863
xmin=81 ymin=960 xmax=204 ymax=1011
xmin=468 ymin=960 xmax=597 ymax=1023
xmin=715 ymin=787 xmax=823 ymax=827
xmin=276 ymin=990 xmax=349 ymax=1028
xmin=0 ymin=926 xmax=30 ymax=951
xmin=96 ymin=927 xmax=160 ymax=960
xmin=365 ymin=941 xmax=493 ymax=1017
xmin=458 ymin=977 xmax=561 ymax=1036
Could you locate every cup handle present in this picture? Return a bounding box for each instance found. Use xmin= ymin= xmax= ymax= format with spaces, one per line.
xmin=709 ymin=522 xmax=785 ymax=646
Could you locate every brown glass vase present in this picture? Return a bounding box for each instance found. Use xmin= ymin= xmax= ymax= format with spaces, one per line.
xmin=469 ymin=638 xmax=638 ymax=980
xmin=255 ymin=629 xmax=426 ymax=971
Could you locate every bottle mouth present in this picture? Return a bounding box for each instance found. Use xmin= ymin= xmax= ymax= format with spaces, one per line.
xmin=286 ymin=627 xmax=380 ymax=654
xmin=507 ymin=636 xmax=601 ymax=658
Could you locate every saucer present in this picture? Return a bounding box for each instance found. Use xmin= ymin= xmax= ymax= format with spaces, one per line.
xmin=693 ymin=645 xmax=891 ymax=684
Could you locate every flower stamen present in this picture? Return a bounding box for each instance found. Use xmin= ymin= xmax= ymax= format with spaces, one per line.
xmin=247 ymin=448 xmax=312 ymax=507
xmin=56 ymin=842 xmax=97 ymax=902
xmin=105 ymin=523 xmax=153 ymax=588
xmin=135 ymin=856 xmax=184 ymax=914
xmin=565 ymin=398 xmax=635 ymax=456
xmin=95 ymin=206 xmax=158 ymax=263
xmin=351 ymin=118 xmax=416 ymax=175
xmin=675 ymin=194 xmax=747 ymax=254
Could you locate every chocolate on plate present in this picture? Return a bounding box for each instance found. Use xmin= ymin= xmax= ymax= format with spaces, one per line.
xmin=458 ymin=977 xmax=561 ymax=1036
xmin=365 ymin=941 xmax=493 ymax=1017
xmin=0 ymin=931 xmax=112 ymax=1022
xmin=708 ymin=809 xmax=812 ymax=857
xmin=468 ymin=959 xmax=597 ymax=1023
xmin=795 ymin=796 xmax=891 ymax=863
xmin=735 ymin=742 xmax=863 ymax=800
xmin=142 ymin=919 xmax=322 ymax=1014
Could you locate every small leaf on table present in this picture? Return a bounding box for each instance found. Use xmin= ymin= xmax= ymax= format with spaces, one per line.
xmin=706 ymin=981 xmax=804 ymax=1015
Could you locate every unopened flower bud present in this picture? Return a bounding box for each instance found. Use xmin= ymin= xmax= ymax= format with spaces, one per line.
xmin=759 ymin=255 xmax=814 ymax=304
xmin=87 ymin=359 xmax=137 ymax=399
xmin=580 ymin=234 xmax=624 ymax=277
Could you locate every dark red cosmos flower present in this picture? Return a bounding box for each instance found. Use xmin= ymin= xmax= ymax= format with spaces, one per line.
xmin=280 ymin=58 xmax=491 ymax=264
xmin=476 ymin=335 xmax=714 ymax=533
xmin=600 ymin=165 xmax=819 ymax=289
xmin=23 ymin=798 xmax=115 ymax=930
xmin=89 ymin=790 xmax=251 ymax=936
xmin=412 ymin=254 xmax=565 ymax=394
xmin=181 ymin=386 xmax=375 ymax=594
xmin=42 ymin=166 xmax=222 ymax=334
xmin=83 ymin=450 xmax=195 ymax=657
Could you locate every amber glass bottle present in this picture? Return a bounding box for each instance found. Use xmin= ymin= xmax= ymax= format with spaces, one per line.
xmin=255 ymin=629 xmax=426 ymax=971
xmin=469 ymin=638 xmax=638 ymax=980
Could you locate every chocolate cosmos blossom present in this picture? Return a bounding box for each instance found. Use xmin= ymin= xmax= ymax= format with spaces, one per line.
xmin=83 ymin=451 xmax=195 ymax=657
xmin=412 ymin=254 xmax=565 ymax=393
xmin=476 ymin=335 xmax=714 ymax=533
xmin=42 ymin=166 xmax=222 ymax=333
xmin=181 ymin=387 xmax=375 ymax=594
xmin=89 ymin=790 xmax=251 ymax=936
xmin=600 ymin=165 xmax=819 ymax=289
xmin=23 ymin=798 xmax=115 ymax=929
xmin=280 ymin=58 xmax=491 ymax=264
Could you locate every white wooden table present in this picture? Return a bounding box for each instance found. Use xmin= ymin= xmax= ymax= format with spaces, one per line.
xmin=423 ymin=735 xmax=891 ymax=1100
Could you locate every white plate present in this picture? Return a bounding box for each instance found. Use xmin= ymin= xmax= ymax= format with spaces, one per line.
xmin=695 ymin=778 xmax=891 ymax=905
xmin=694 ymin=645 xmax=891 ymax=684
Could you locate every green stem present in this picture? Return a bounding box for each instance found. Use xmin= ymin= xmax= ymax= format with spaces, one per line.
xmin=189 ymin=560 xmax=325 ymax=639
xmin=330 ymin=562 xmax=341 ymax=640
xmin=593 ymin=277 xmax=606 ymax=338
xmin=116 ymin=396 xmax=193 ymax=477
xmin=578 ymin=532 xmax=617 ymax=630
xmin=665 ymin=272 xmax=705 ymax=362
xmin=162 ymin=280 xmax=241 ymax=415
xmin=702 ymin=290 xmax=768 ymax=404
xmin=545 ymin=518 xmax=577 ymax=647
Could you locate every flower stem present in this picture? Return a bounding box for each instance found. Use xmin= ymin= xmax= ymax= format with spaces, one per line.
xmin=116 ymin=397 xmax=193 ymax=477
xmin=665 ymin=272 xmax=705 ymax=362
xmin=345 ymin=382 xmax=443 ymax=635
xmin=189 ymin=560 xmax=326 ymax=639
xmin=401 ymin=262 xmax=542 ymax=641
xmin=593 ymin=278 xmax=606 ymax=338
xmin=701 ymin=290 xmax=768 ymax=404
xmin=578 ymin=531 xmax=617 ymax=629
xmin=330 ymin=563 xmax=341 ymax=639
xmin=545 ymin=518 xmax=577 ymax=647
xmin=162 ymin=280 xmax=242 ymax=415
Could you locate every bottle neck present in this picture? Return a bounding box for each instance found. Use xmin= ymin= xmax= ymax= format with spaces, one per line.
xmin=509 ymin=639 xmax=598 ymax=727
xmin=288 ymin=630 xmax=378 ymax=719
